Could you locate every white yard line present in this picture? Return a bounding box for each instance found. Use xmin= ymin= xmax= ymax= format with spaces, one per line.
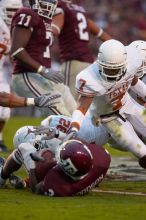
xmin=92 ymin=189 xmax=146 ymax=196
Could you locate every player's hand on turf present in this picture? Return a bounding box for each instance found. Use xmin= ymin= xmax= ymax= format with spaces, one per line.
xmin=34 ymin=92 xmax=61 ymax=108
xmin=40 ymin=66 xmax=64 ymax=83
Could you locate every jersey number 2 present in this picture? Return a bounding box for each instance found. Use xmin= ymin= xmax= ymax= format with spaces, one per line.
xmin=77 ymin=12 xmax=89 ymax=41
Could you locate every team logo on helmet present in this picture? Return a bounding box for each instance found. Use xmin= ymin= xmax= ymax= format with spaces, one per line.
xmin=58 ymin=140 xmax=93 ymax=180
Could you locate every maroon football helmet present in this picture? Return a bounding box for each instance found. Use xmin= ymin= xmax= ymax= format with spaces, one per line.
xmin=29 ymin=0 xmax=58 ymax=19
xmin=58 ymin=140 xmax=93 ymax=180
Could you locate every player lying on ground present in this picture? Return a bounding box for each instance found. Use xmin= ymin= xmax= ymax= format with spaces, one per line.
xmin=0 ymin=138 xmax=110 ymax=197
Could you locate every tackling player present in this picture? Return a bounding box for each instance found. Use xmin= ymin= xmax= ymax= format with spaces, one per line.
xmin=64 ymin=39 xmax=146 ymax=170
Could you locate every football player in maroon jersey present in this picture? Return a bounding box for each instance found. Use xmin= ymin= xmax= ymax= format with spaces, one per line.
xmin=0 ymin=139 xmax=111 ymax=196
xmin=51 ymin=0 xmax=112 ymax=99
xmin=10 ymin=0 xmax=76 ymax=117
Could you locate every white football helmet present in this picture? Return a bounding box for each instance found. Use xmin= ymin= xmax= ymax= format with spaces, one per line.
xmin=13 ymin=126 xmax=40 ymax=148
xmin=0 ymin=0 xmax=23 ymax=26
xmin=129 ymin=40 xmax=146 ymax=78
xmin=97 ymin=39 xmax=127 ymax=82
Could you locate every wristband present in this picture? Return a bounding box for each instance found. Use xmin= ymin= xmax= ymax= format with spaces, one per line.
xmin=26 ymin=98 xmax=35 ymax=106
xmin=51 ymin=24 xmax=61 ymax=35
xmin=97 ymin=29 xmax=103 ymax=38
xmin=11 ymin=47 xmax=24 ymax=57
xmin=37 ymin=65 xmax=44 ymax=74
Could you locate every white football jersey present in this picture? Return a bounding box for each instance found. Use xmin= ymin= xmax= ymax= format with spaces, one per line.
xmin=76 ymin=46 xmax=142 ymax=118
xmin=41 ymin=114 xmax=109 ymax=145
xmin=0 ymin=16 xmax=11 ymax=83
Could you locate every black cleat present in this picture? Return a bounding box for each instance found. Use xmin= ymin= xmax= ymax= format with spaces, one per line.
xmin=0 ymin=157 xmax=6 ymax=187
xmin=9 ymin=175 xmax=26 ymax=189
xmin=0 ymin=141 xmax=8 ymax=152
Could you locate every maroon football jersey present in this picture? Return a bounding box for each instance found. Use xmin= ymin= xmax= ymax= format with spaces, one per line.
xmin=57 ymin=1 xmax=94 ymax=63
xmin=42 ymin=144 xmax=111 ymax=197
xmin=11 ymin=7 xmax=52 ymax=74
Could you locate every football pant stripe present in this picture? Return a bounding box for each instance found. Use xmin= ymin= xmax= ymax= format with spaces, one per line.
xmin=22 ymin=72 xmax=62 ymax=115
xmin=64 ymin=61 xmax=71 ymax=86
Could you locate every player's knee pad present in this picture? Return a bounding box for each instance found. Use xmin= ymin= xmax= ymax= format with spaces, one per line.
xmin=139 ymin=155 xmax=146 ymax=169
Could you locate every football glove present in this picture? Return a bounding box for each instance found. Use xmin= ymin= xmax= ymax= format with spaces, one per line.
xmin=34 ymin=92 xmax=61 ymax=108
xmin=40 ymin=66 xmax=64 ymax=83
xmin=32 ymin=126 xmax=59 ymax=140
xmin=62 ymin=127 xmax=78 ymax=142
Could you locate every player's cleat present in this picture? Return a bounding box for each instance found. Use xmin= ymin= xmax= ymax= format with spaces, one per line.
xmin=0 ymin=141 xmax=8 ymax=152
xmin=0 ymin=157 xmax=6 ymax=187
xmin=9 ymin=175 xmax=26 ymax=189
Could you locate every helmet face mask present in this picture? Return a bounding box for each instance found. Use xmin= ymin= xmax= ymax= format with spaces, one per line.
xmin=99 ymin=65 xmax=127 ymax=82
xmin=129 ymin=40 xmax=146 ymax=78
xmin=137 ymin=60 xmax=146 ymax=78
xmin=58 ymin=140 xmax=93 ymax=180
xmin=97 ymin=39 xmax=127 ymax=82
xmin=29 ymin=0 xmax=58 ymax=20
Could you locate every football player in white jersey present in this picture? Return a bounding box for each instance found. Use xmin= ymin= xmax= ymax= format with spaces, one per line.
xmin=63 ymin=39 xmax=146 ymax=170
xmin=0 ymin=15 xmax=11 ymax=151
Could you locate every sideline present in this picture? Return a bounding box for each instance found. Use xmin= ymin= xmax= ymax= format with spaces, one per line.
xmin=92 ymin=189 xmax=146 ymax=196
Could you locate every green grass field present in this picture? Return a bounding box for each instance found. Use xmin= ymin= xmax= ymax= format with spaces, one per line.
xmin=1 ymin=116 xmax=146 ymax=220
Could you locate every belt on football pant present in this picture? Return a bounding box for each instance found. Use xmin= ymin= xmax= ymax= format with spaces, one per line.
xmin=92 ymin=110 xmax=126 ymax=126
